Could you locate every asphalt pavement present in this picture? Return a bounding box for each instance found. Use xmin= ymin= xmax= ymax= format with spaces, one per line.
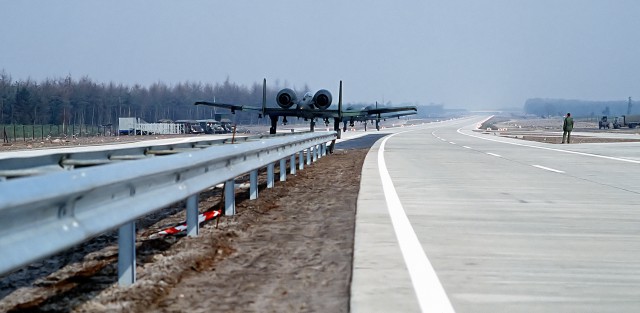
xmin=350 ymin=117 xmax=640 ymax=312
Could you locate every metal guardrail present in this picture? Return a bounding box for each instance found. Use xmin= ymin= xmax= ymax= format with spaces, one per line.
xmin=0 ymin=132 xmax=300 ymax=180
xmin=0 ymin=131 xmax=337 ymax=283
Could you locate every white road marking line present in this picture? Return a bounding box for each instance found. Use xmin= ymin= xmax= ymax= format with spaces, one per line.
xmin=486 ymin=152 xmax=501 ymax=157
xmin=379 ymin=132 xmax=455 ymax=313
xmin=462 ymin=146 xmax=471 ymax=149
xmin=457 ymin=127 xmax=640 ymax=164
xmin=449 ymin=142 xmax=456 ymax=145
xmin=532 ymin=165 xmax=565 ymax=173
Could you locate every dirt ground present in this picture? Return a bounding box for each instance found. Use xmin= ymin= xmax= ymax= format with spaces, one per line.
xmin=0 ymin=139 xmax=367 ymax=312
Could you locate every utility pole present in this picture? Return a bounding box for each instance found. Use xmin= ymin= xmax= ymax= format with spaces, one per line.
xmin=628 ymin=97 xmax=633 ymax=115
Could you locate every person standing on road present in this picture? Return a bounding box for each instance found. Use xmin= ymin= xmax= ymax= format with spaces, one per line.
xmin=562 ymin=113 xmax=574 ymax=144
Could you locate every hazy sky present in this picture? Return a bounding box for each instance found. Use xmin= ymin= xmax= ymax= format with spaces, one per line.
xmin=2 ymin=0 xmax=639 ymax=109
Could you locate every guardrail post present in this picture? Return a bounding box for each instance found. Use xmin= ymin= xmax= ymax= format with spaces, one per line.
xmin=290 ymin=154 xmax=296 ymax=175
xmin=322 ymin=143 xmax=327 ymax=156
xmin=280 ymin=159 xmax=286 ymax=181
xmin=186 ymin=193 xmax=199 ymax=237
xmin=250 ymin=170 xmax=258 ymax=200
xmin=299 ymin=151 xmax=304 ymax=170
xmin=306 ymin=147 xmax=311 ymax=165
xmin=118 ymin=221 xmax=136 ymax=286
xmin=313 ymin=145 xmax=318 ymax=162
xmin=267 ymin=163 xmax=275 ymax=188
xmin=225 ymin=180 xmax=235 ymax=216
xmin=318 ymin=144 xmax=322 ymax=159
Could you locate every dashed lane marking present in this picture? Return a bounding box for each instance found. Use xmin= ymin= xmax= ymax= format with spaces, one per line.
xmin=532 ymin=165 xmax=565 ymax=173
xmin=457 ymin=127 xmax=640 ymax=164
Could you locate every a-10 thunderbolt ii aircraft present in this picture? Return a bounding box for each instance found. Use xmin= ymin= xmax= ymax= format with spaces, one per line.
xmin=194 ymin=79 xmax=417 ymax=139
xmin=342 ymin=102 xmax=418 ymax=132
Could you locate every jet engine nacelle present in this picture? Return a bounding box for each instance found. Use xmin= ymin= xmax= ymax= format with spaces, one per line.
xmin=313 ymin=89 xmax=332 ymax=110
xmin=276 ymin=88 xmax=297 ymax=109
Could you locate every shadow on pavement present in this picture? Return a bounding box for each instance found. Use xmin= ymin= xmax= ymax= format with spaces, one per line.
xmin=335 ymin=133 xmax=388 ymax=150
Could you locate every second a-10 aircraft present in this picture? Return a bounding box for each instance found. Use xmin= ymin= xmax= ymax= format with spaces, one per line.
xmin=194 ymin=79 xmax=417 ymax=139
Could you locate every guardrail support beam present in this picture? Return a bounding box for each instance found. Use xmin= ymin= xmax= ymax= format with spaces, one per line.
xmin=118 ymin=221 xmax=136 ymax=286
xmin=225 ymin=180 xmax=236 ymax=216
xmin=267 ymin=163 xmax=275 ymax=188
xmin=250 ymin=170 xmax=258 ymax=200
xmin=279 ymin=159 xmax=286 ymax=182
xmin=306 ymin=148 xmax=311 ymax=165
xmin=290 ymin=154 xmax=296 ymax=175
xmin=186 ymin=193 xmax=199 ymax=237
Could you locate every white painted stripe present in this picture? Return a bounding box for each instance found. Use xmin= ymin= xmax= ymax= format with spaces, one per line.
xmin=457 ymin=127 xmax=640 ymax=164
xmin=462 ymin=146 xmax=471 ymax=149
xmin=486 ymin=152 xmax=501 ymax=157
xmin=449 ymin=142 xmax=456 ymax=145
xmin=532 ymin=165 xmax=565 ymax=173
xmin=378 ymin=133 xmax=455 ymax=313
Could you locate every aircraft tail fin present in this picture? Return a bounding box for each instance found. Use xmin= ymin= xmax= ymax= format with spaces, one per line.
xmin=261 ymin=78 xmax=267 ymax=118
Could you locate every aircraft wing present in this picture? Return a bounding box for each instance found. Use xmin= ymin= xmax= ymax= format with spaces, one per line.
xmin=194 ymin=101 xmax=263 ymax=113
xmin=379 ymin=111 xmax=417 ymax=119
xmin=195 ymin=102 xmax=344 ymax=120
xmin=340 ymin=105 xmax=417 ymax=118
xmin=347 ymin=110 xmax=417 ymax=122
xmin=261 ymin=108 xmax=343 ymax=119
xmin=366 ymin=105 xmax=417 ymax=115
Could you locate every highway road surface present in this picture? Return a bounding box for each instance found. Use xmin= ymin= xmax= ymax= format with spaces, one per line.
xmin=351 ymin=117 xmax=640 ymax=312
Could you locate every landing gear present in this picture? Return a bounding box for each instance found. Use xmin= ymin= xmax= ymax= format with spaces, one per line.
xmin=334 ymin=118 xmax=342 ymax=139
xmin=269 ymin=116 xmax=278 ymax=135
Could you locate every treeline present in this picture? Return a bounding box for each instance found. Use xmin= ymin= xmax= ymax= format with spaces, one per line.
xmin=0 ymin=71 xmax=298 ymax=126
xmin=524 ymin=98 xmax=637 ymax=118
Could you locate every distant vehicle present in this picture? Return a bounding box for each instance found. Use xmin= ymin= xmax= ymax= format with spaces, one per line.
xmin=175 ymin=120 xmax=204 ymax=134
xmin=197 ymin=120 xmax=230 ymax=134
xmin=118 ymin=117 xmax=137 ymax=135
xmin=613 ymin=115 xmax=640 ymax=129
xmin=599 ymin=116 xmax=612 ymax=129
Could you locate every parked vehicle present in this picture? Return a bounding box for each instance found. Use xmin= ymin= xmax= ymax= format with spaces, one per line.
xmin=613 ymin=115 xmax=640 ymax=129
xmin=599 ymin=116 xmax=612 ymax=129
xmin=175 ymin=120 xmax=204 ymax=134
